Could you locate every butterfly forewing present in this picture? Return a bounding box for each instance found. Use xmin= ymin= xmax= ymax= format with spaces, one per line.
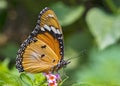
xmin=38 ymin=8 xmax=64 ymax=59
xmin=39 ymin=9 xmax=62 ymax=33
xmin=16 ymin=7 xmax=64 ymax=73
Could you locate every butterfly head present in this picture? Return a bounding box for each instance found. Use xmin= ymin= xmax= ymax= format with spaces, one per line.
xmin=53 ymin=60 xmax=71 ymax=72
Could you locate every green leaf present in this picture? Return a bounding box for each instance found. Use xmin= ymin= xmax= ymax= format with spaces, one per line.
xmin=86 ymin=8 xmax=120 ymax=50
xmin=104 ymin=0 xmax=120 ymax=14
xmin=76 ymin=44 xmax=120 ymax=86
xmin=33 ymin=73 xmax=47 ymax=86
xmin=20 ymin=73 xmax=33 ymax=86
xmin=0 ymin=0 xmax=7 ymax=10
xmin=0 ymin=72 xmax=22 ymax=86
xmin=0 ymin=59 xmax=9 ymax=72
xmin=51 ymin=2 xmax=85 ymax=26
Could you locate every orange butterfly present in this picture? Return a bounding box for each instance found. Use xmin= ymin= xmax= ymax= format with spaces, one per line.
xmin=16 ymin=7 xmax=70 ymax=73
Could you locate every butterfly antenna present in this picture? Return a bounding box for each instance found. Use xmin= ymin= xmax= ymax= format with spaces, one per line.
xmin=66 ymin=49 xmax=87 ymax=61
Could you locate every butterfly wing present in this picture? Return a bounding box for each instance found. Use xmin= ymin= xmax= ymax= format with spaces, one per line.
xmin=16 ymin=7 xmax=64 ymax=73
xmin=37 ymin=7 xmax=64 ymax=60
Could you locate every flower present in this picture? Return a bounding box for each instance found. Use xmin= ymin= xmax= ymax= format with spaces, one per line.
xmin=44 ymin=73 xmax=61 ymax=86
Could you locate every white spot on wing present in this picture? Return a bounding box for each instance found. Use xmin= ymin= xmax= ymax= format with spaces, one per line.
xmin=51 ymin=26 xmax=57 ymax=34
xmin=60 ymin=46 xmax=63 ymax=48
xmin=58 ymin=37 xmax=61 ymax=39
xmin=56 ymin=29 xmax=61 ymax=34
xmin=48 ymin=14 xmax=54 ymax=18
xmin=60 ymin=52 xmax=62 ymax=55
xmin=41 ymin=27 xmax=45 ymax=31
xmin=60 ymin=42 xmax=62 ymax=44
xmin=44 ymin=25 xmax=51 ymax=31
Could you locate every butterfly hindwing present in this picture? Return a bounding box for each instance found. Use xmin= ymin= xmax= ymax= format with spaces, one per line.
xmin=22 ymin=37 xmax=59 ymax=73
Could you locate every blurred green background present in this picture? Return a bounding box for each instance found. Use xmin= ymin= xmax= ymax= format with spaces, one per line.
xmin=0 ymin=0 xmax=120 ymax=86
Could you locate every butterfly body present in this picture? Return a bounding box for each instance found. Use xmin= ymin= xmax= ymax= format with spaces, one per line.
xmin=16 ymin=7 xmax=70 ymax=73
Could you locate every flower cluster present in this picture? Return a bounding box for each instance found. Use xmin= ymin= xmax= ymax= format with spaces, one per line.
xmin=44 ymin=73 xmax=61 ymax=86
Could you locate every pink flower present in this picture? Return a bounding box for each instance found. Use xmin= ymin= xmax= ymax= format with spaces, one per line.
xmin=44 ymin=73 xmax=61 ymax=86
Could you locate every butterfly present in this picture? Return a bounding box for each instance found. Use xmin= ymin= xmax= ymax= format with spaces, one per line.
xmin=16 ymin=7 xmax=70 ymax=73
